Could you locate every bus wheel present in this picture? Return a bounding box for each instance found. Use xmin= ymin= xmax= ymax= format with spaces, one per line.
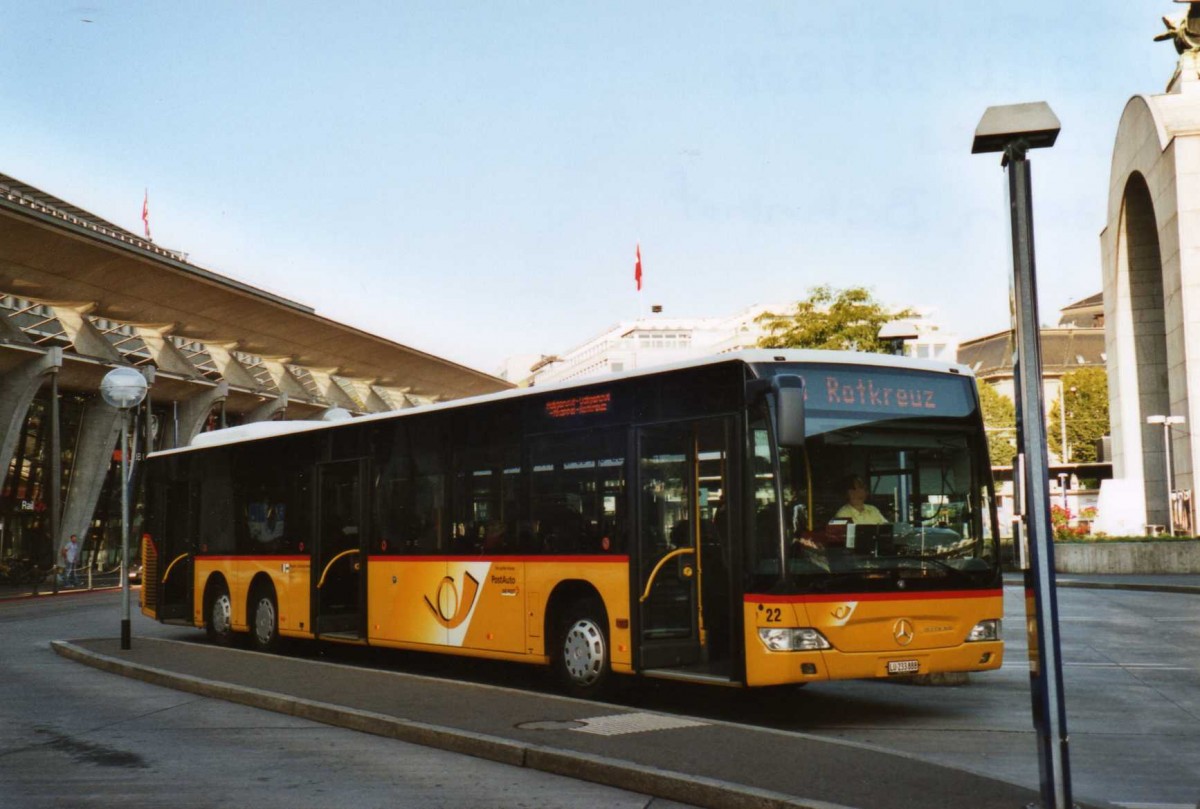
xmin=251 ymin=588 xmax=280 ymax=653
xmin=206 ymin=581 xmax=234 ymax=647
xmin=554 ymin=600 xmax=610 ymax=698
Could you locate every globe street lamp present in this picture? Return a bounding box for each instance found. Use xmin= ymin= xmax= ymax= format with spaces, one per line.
xmin=1147 ymin=414 xmax=1186 ymax=534
xmin=100 ymin=367 xmax=148 ymax=651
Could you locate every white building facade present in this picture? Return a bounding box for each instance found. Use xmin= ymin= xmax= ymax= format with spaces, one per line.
xmin=503 ymin=304 xmax=956 ymax=389
xmin=505 ymin=303 xmax=789 ymax=387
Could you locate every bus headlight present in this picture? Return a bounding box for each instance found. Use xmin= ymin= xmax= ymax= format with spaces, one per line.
xmin=966 ymin=619 xmax=1001 ymax=642
xmin=758 ymin=627 xmax=832 ymax=651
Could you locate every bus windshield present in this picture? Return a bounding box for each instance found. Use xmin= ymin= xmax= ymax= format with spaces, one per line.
xmin=750 ymin=364 xmax=1000 ymax=594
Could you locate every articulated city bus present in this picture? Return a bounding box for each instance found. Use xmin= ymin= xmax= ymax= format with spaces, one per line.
xmin=141 ymin=350 xmax=1003 ymax=694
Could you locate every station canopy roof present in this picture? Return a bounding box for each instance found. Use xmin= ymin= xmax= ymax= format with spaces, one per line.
xmin=0 ymin=173 xmax=508 ymax=402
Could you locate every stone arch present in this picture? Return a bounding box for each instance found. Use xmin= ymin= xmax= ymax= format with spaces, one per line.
xmin=1101 ymin=88 xmax=1198 ymax=532
xmin=1118 ymin=172 xmax=1171 ymax=523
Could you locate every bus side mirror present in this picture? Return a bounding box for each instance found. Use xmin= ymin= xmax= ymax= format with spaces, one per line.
xmin=773 ymin=375 xmax=806 ymax=447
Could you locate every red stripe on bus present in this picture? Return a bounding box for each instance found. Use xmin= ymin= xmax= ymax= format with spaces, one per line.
xmin=194 ymin=555 xmax=310 ymax=562
xmin=745 ymin=588 xmax=1003 ymax=604
xmin=366 ymin=555 xmax=630 ymax=564
xmin=192 ymin=554 xmax=628 ymax=564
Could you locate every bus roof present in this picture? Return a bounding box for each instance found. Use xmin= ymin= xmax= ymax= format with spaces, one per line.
xmin=150 ymin=349 xmax=973 ymax=458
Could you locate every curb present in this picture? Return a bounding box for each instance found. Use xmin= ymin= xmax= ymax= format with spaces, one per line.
xmin=51 ymin=640 xmax=854 ymax=809
xmin=0 ymin=585 xmax=123 ymax=603
xmin=1054 ymin=580 xmax=1200 ymax=595
xmin=1002 ymin=577 xmax=1200 ymax=596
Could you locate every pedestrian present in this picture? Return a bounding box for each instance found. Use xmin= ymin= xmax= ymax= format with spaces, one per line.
xmin=61 ymin=534 xmax=80 ymax=588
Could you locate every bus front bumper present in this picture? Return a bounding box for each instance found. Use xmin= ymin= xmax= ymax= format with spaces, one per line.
xmin=744 ymin=640 xmax=1005 ymax=687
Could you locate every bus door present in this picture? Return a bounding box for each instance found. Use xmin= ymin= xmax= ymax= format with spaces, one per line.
xmin=314 ymin=459 xmax=366 ymax=637
xmin=636 ymin=418 xmax=735 ymax=675
xmin=150 ymin=480 xmax=196 ymax=623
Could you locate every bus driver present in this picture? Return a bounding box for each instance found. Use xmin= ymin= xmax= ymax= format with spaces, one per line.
xmin=833 ymin=475 xmax=888 ymax=525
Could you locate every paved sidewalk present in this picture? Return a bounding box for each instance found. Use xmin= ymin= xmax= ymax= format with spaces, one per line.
xmin=55 ymin=636 xmax=1077 ymax=809
xmin=0 ymin=572 xmax=127 ymax=601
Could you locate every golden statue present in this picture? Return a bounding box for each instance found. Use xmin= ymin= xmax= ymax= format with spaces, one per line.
xmin=1157 ymin=1 xmax=1200 ymax=53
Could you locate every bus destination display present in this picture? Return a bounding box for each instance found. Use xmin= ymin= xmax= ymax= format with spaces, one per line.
xmin=545 ymin=391 xmax=612 ymax=419
xmin=806 ymin=367 xmax=973 ymax=418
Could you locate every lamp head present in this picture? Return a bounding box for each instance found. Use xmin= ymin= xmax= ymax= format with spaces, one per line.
xmin=100 ymin=366 xmax=148 ymax=410
xmin=972 ymin=102 xmax=1061 ymax=154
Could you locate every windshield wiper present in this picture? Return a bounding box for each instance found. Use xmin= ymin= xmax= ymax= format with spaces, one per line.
xmin=879 ymin=557 xmax=974 ymax=582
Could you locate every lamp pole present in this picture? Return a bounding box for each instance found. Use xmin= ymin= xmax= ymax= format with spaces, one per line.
xmin=1059 ymin=380 xmax=1069 ymax=464
xmin=100 ymin=367 xmax=148 ymax=651
xmin=1147 ymin=415 xmax=1186 ymax=533
xmin=973 ymin=101 xmax=1072 ymax=809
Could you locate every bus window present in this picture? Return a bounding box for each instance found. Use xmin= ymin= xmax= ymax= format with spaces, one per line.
xmin=196 ymin=451 xmax=235 ymax=555
xmin=410 ymin=425 xmax=446 ymax=554
xmin=748 ymin=412 xmax=785 ymax=590
xmin=784 ymin=429 xmax=997 ymax=590
xmin=451 ymin=442 xmax=520 ymax=555
xmin=530 ymin=429 xmax=627 ymax=555
xmin=232 ymin=439 xmax=311 ymax=555
xmin=749 ymin=377 xmax=998 ymax=594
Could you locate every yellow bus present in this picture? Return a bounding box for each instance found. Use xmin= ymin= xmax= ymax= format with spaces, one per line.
xmin=141 ymin=350 xmax=1003 ymax=695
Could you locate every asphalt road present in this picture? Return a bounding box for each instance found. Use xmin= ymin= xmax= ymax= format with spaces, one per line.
xmin=253 ymin=582 xmax=1200 ymax=808
xmin=3 ymin=583 xmax=1198 ymax=808
xmin=0 ymin=591 xmax=694 ymax=809
xmin=606 ymin=583 xmax=1200 ymax=808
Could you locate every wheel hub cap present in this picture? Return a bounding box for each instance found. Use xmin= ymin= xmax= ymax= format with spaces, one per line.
xmin=212 ymin=595 xmax=231 ymax=633
xmin=563 ymin=619 xmax=605 ymax=686
xmin=255 ymin=598 xmax=275 ymax=644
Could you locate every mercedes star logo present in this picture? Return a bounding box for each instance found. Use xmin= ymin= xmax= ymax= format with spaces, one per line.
xmin=893 ymin=619 xmax=915 ymax=647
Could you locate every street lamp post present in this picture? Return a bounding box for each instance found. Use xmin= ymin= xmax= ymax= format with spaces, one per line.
xmin=973 ymin=100 xmax=1073 ymax=809
xmin=1147 ymin=414 xmax=1186 ymax=534
xmin=1058 ymin=380 xmax=1070 ymax=464
xmin=100 ymin=367 xmax=148 ymax=651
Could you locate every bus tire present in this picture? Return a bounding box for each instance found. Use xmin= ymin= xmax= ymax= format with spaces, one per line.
xmin=205 ymin=580 xmax=234 ymax=647
xmin=553 ymin=599 xmax=610 ymax=698
xmin=251 ymin=586 xmax=281 ymax=653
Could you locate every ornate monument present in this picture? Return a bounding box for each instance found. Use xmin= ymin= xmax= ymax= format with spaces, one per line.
xmin=1097 ymin=1 xmax=1200 ymax=534
xmin=1155 ymin=1 xmax=1200 ymax=54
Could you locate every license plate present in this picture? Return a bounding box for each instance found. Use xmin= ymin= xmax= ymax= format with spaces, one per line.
xmin=887 ymin=659 xmax=920 ymax=675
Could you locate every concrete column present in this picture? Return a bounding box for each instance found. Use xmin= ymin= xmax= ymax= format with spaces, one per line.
xmin=369 ymin=385 xmax=406 ymax=410
xmin=58 ymin=397 xmax=122 ymax=551
xmin=161 ymin=382 xmax=229 ymax=450
xmin=0 ymin=348 xmax=63 ymax=506
xmin=206 ymin=341 xmax=266 ymax=390
xmin=245 ymin=393 xmax=288 ymax=423
xmin=0 ymin=311 xmax=33 ymax=344
xmin=133 ymin=325 xmax=204 ymax=379
xmin=366 ymin=385 xmax=398 ymax=412
xmin=308 ymin=368 xmax=362 ymax=412
xmin=343 ymin=379 xmax=391 ymax=413
xmin=261 ymin=356 xmax=313 ymax=402
xmin=1170 ymin=136 xmax=1200 ymax=497
xmin=49 ymin=304 xmax=123 ymax=362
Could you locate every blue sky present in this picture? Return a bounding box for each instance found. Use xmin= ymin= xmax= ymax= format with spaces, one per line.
xmin=0 ymin=2 xmax=1179 ymax=374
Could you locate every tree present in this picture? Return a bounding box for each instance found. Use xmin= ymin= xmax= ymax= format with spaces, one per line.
xmin=977 ymin=380 xmax=1017 ymax=467
xmin=1048 ymin=367 xmax=1109 ymax=463
xmin=756 ymin=285 xmax=917 ymax=353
